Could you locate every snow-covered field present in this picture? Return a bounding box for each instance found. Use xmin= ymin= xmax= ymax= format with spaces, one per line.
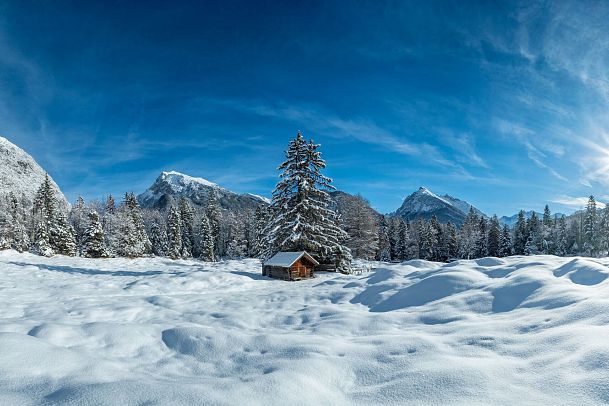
xmin=1 ymin=251 xmax=609 ymax=405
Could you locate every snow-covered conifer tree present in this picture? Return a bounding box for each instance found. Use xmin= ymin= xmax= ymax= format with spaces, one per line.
xmin=499 ymin=224 xmax=512 ymax=257
xmin=340 ymin=194 xmax=379 ymax=260
xmin=475 ymin=217 xmax=488 ymax=258
xmin=197 ymin=211 xmax=215 ymax=261
xmin=430 ymin=215 xmax=442 ymax=261
xmin=125 ymin=193 xmax=152 ymax=255
xmin=459 ymin=208 xmax=479 ymax=259
xmin=250 ymin=206 xmax=269 ymax=258
xmin=70 ymin=196 xmax=88 ymax=255
xmin=598 ymin=206 xmax=609 ymax=256
xmin=525 ymin=213 xmax=542 ymax=255
xmin=206 ymin=189 xmax=222 ymax=258
xmin=178 ymin=198 xmax=195 ymax=258
xmin=32 ymin=175 xmax=54 ymax=254
xmin=50 ymin=210 xmax=77 ymax=256
xmin=445 ymin=222 xmax=459 ymax=259
xmin=554 ymin=215 xmax=568 ymax=257
xmin=111 ymin=194 xmax=150 ymax=258
xmin=105 ymin=195 xmax=116 ymax=215
xmin=376 ymin=216 xmax=391 ymax=261
xmin=513 ymin=211 xmax=528 ymax=255
xmin=396 ymin=219 xmax=415 ymax=260
xmin=261 ymin=132 xmax=352 ymax=272
xmin=540 ymin=205 xmax=554 ymax=255
xmin=583 ymin=196 xmax=598 ymax=256
xmin=1 ymin=192 xmax=30 ymax=252
xmin=487 ymin=215 xmax=501 ymax=257
xmin=225 ymin=213 xmax=248 ymax=259
xmin=166 ymin=206 xmax=182 ymax=260
xmin=145 ymin=210 xmax=168 ymax=257
xmin=419 ymin=220 xmax=437 ymax=261
xmin=82 ymin=211 xmax=107 ymax=258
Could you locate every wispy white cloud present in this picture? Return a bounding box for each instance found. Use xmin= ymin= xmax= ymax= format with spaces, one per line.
xmin=493 ymin=118 xmax=568 ymax=181
xmin=552 ymin=195 xmax=606 ymax=209
xmin=210 ymin=99 xmax=479 ymax=177
xmin=436 ymin=129 xmax=488 ymax=168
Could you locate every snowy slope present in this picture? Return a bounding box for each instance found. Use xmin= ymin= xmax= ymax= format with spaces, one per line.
xmin=0 ymin=136 xmax=68 ymax=207
xmin=442 ymin=194 xmax=486 ymax=218
xmin=1 ymin=251 xmax=609 ymax=404
xmin=138 ymin=171 xmax=268 ymax=211
xmin=395 ymin=187 xmax=481 ymax=225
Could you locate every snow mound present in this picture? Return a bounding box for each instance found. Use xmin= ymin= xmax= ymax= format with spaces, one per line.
xmin=475 ymin=257 xmax=506 ymax=267
xmin=553 ymin=258 xmax=609 ymax=286
xmin=2 ymin=252 xmax=609 ymax=404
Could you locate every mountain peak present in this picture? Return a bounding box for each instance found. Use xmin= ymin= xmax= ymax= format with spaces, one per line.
xmin=159 ymin=171 xmax=219 ymax=189
xmin=394 ymin=187 xmax=485 ymax=225
xmin=138 ymin=170 xmax=268 ymax=211
xmin=0 ymin=135 xmax=68 ymax=208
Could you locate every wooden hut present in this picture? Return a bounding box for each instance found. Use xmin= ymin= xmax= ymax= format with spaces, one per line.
xmin=262 ymin=251 xmax=319 ymax=281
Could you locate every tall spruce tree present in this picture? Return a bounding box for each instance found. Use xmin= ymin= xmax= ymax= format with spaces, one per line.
xmin=430 ymin=215 xmax=442 ymax=261
xmin=476 ymin=217 xmax=488 ymax=258
xmin=446 ymin=222 xmax=459 ymax=259
xmin=499 ymin=224 xmax=512 ymax=257
xmin=250 ymin=206 xmax=269 ymax=258
xmin=32 ymin=174 xmax=56 ymax=256
xmin=541 ymin=205 xmax=554 ymax=254
xmin=487 ymin=215 xmax=501 ymax=257
xmin=166 ymin=206 xmax=182 ymax=260
xmin=125 ymin=193 xmax=152 ymax=255
xmin=261 ymin=132 xmax=352 ymax=272
xmin=50 ymin=210 xmax=77 ymax=256
xmin=525 ymin=212 xmax=542 ymax=255
xmin=2 ymin=192 xmax=30 ymax=252
xmin=459 ymin=208 xmax=479 ymax=259
xmin=70 ymin=196 xmax=88 ymax=255
xmin=583 ymin=195 xmax=598 ymax=256
xmin=376 ymin=216 xmax=391 ymax=261
xmin=197 ymin=211 xmax=215 ymax=261
xmin=178 ymin=198 xmax=195 ymax=258
xmin=145 ymin=210 xmax=168 ymax=257
xmin=598 ymin=206 xmax=609 ymax=257
xmin=555 ymin=215 xmax=568 ymax=256
xmin=513 ymin=210 xmax=528 ymax=255
xmin=340 ymin=194 xmax=379 ymax=260
xmin=82 ymin=211 xmax=107 ymax=258
xmin=206 ymin=189 xmax=222 ymax=258
xmin=31 ymin=174 xmax=76 ymax=256
xmin=419 ymin=219 xmax=438 ymax=261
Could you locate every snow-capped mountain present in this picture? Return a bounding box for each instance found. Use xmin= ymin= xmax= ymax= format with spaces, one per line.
xmin=394 ymin=187 xmax=483 ymax=225
xmin=137 ymin=171 xmax=268 ymax=211
xmin=442 ymin=194 xmax=486 ymax=218
xmin=0 ymin=136 xmax=68 ymax=208
xmin=499 ymin=210 xmax=565 ymax=227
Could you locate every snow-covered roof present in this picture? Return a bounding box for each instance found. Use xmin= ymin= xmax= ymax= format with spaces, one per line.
xmin=263 ymin=251 xmax=319 ymax=267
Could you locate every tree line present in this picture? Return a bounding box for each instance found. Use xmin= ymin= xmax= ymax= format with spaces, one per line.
xmin=1 ymin=133 xmax=608 ymax=266
xmin=335 ymin=194 xmax=609 ymax=262
xmin=0 ymin=174 xmax=265 ymax=261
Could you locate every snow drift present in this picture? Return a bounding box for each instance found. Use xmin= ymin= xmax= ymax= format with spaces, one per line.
xmin=1 ymin=251 xmax=609 ymax=405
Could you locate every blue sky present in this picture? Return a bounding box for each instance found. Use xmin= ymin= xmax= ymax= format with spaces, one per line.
xmin=1 ymin=1 xmax=609 ymax=216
